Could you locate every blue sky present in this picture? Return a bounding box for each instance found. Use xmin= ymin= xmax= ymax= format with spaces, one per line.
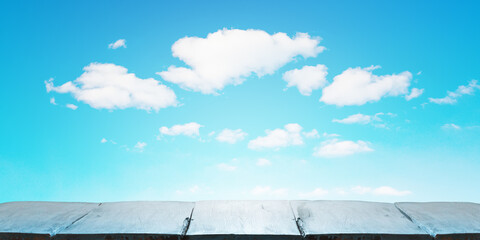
xmin=1 ymin=0 xmax=479 ymax=203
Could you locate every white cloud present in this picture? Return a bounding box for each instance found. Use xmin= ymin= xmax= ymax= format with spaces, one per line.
xmin=372 ymin=186 xmax=412 ymax=196
xmin=320 ymin=66 xmax=412 ymax=106
xmin=217 ymin=163 xmax=237 ymax=171
xmin=429 ymin=80 xmax=479 ymax=104
xmin=351 ymin=186 xmax=372 ymax=195
xmin=303 ymin=129 xmax=320 ymax=138
xmin=351 ymin=186 xmax=411 ymax=196
xmin=157 ymin=29 xmax=324 ymax=94
xmin=66 ymin=104 xmax=78 ymax=110
xmin=442 ymin=123 xmax=461 ymax=130
xmin=405 ymin=88 xmax=424 ymax=100
xmin=248 ymin=123 xmax=303 ymax=150
xmin=314 ymin=139 xmax=373 ymax=158
xmin=101 ymin=138 xmax=107 ymax=143
xmin=134 ymin=142 xmax=147 ymax=152
xmin=159 ymin=122 xmax=202 ymax=137
xmin=283 ymin=64 xmax=328 ymax=96
xmin=351 ymin=186 xmax=412 ymax=196
xmin=251 ymin=186 xmax=288 ymax=196
xmin=50 ymin=97 xmax=56 ymax=105
xmin=333 ymin=113 xmax=393 ymax=128
xmin=45 ymin=63 xmax=177 ymax=111
xmin=332 ymin=113 xmax=372 ymax=124
xmin=256 ymin=158 xmax=272 ymax=166
xmin=323 ymin=132 xmax=340 ymax=138
xmin=299 ymin=188 xmax=329 ymax=199
xmin=108 ymin=39 xmax=126 ymax=49
xmin=216 ymin=129 xmax=247 ymax=144
xmin=189 ymin=185 xmax=200 ymax=193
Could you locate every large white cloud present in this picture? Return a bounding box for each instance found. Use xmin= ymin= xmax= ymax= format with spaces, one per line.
xmin=248 ymin=123 xmax=303 ymax=150
xmin=45 ymin=63 xmax=177 ymax=111
xmin=283 ymin=64 xmax=328 ymax=96
xmin=429 ymin=80 xmax=479 ymax=104
xmin=159 ymin=122 xmax=202 ymax=137
xmin=320 ymin=66 xmax=412 ymax=106
xmin=157 ymin=29 xmax=325 ymax=94
xmin=314 ymin=139 xmax=373 ymax=158
xmin=216 ymin=129 xmax=247 ymax=144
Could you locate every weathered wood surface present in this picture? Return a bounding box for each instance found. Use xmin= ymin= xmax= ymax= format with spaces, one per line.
xmin=290 ymin=200 xmax=431 ymax=240
xmin=395 ymin=202 xmax=480 ymax=238
xmin=0 ymin=200 xmax=479 ymax=240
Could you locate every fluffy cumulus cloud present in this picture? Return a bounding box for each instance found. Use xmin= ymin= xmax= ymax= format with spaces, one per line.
xmin=283 ymin=64 xmax=328 ymax=96
xmin=429 ymin=80 xmax=479 ymax=104
xmin=320 ymin=66 xmax=412 ymax=106
xmin=248 ymin=123 xmax=303 ymax=150
xmin=45 ymin=63 xmax=177 ymax=111
xmin=108 ymin=39 xmax=126 ymax=49
xmin=157 ymin=29 xmax=324 ymax=94
xmin=405 ymin=88 xmax=424 ymax=100
xmin=314 ymin=139 xmax=373 ymax=158
xmin=216 ymin=129 xmax=247 ymax=144
xmin=159 ymin=122 xmax=202 ymax=137
xmin=351 ymin=186 xmax=411 ymax=196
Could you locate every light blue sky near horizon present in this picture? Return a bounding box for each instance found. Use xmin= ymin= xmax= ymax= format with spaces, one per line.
xmin=0 ymin=0 xmax=479 ymax=203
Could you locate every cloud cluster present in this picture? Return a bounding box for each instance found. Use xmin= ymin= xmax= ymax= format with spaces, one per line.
xmin=216 ymin=129 xmax=247 ymax=144
xmin=248 ymin=123 xmax=303 ymax=150
xmin=320 ymin=66 xmax=412 ymax=106
xmin=283 ymin=64 xmax=328 ymax=96
xmin=159 ymin=122 xmax=202 ymax=137
xmin=157 ymin=29 xmax=324 ymax=94
xmin=45 ymin=63 xmax=177 ymax=111
xmin=429 ymin=80 xmax=479 ymax=104
xmin=314 ymin=139 xmax=373 ymax=158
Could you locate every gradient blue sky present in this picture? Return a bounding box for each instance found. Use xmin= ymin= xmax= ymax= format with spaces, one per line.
xmin=1 ymin=0 xmax=479 ymax=203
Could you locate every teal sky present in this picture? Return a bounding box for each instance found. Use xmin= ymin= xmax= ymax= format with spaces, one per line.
xmin=1 ymin=0 xmax=479 ymax=203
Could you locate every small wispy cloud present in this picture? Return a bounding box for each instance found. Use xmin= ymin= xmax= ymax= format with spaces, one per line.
xmin=405 ymin=88 xmax=424 ymax=101
xmin=50 ymin=97 xmax=57 ymax=105
xmin=66 ymin=103 xmax=78 ymax=110
xmin=256 ymin=158 xmax=272 ymax=166
xmin=108 ymin=39 xmax=126 ymax=49
xmin=442 ymin=123 xmax=461 ymax=130
xmin=216 ymin=129 xmax=247 ymax=144
xmin=429 ymin=80 xmax=479 ymax=104
xmin=314 ymin=139 xmax=373 ymax=158
xmin=159 ymin=122 xmax=203 ymax=137
xmin=217 ymin=162 xmax=237 ymax=171
xmin=134 ymin=142 xmax=147 ymax=152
